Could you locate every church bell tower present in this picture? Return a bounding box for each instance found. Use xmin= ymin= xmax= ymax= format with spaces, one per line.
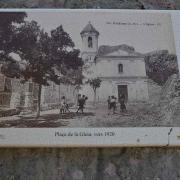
xmin=80 ymin=21 xmax=99 ymax=63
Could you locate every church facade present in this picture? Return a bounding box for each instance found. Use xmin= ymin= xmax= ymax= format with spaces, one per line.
xmin=80 ymin=22 xmax=149 ymax=102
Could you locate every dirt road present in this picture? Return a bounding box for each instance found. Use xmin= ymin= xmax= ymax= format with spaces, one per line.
xmin=0 ymin=102 xmax=168 ymax=127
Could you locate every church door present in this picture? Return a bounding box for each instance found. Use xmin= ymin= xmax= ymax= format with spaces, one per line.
xmin=118 ymin=85 xmax=128 ymax=102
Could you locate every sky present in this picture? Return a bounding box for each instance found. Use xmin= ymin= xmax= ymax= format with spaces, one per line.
xmin=26 ymin=10 xmax=176 ymax=54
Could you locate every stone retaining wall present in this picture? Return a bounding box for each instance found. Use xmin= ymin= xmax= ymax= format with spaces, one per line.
xmin=0 ymin=148 xmax=180 ymax=180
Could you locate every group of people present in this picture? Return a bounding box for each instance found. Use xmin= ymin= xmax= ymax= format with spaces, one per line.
xmin=107 ymin=94 xmax=127 ymax=114
xmin=76 ymin=94 xmax=88 ymax=114
xmin=60 ymin=93 xmax=126 ymax=115
xmin=59 ymin=94 xmax=88 ymax=114
xmin=59 ymin=96 xmax=70 ymax=114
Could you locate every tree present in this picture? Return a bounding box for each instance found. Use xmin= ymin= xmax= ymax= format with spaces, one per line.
xmin=0 ymin=12 xmax=27 ymax=64
xmin=2 ymin=21 xmax=83 ymax=118
xmin=24 ymin=24 xmax=83 ymax=117
xmin=50 ymin=25 xmax=83 ymax=104
xmin=87 ymin=77 xmax=101 ymax=105
xmin=1 ymin=20 xmax=41 ymax=78
xmin=145 ymin=50 xmax=179 ymax=85
xmin=1 ymin=21 xmax=51 ymax=117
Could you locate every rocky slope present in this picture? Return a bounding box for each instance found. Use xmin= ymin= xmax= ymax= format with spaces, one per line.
xmin=158 ymin=74 xmax=180 ymax=126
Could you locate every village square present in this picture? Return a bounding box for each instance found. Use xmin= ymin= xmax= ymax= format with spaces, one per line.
xmin=0 ymin=12 xmax=180 ymax=127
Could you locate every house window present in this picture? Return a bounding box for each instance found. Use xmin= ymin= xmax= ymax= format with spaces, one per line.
xmin=88 ymin=36 xmax=93 ymax=48
xmin=118 ymin=64 xmax=123 ymax=73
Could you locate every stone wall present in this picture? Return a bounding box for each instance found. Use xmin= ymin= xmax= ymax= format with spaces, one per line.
xmin=0 ymin=73 xmax=34 ymax=109
xmin=41 ymin=83 xmax=78 ymax=109
xmin=0 ymin=148 xmax=180 ymax=180
xmin=0 ymin=73 xmax=78 ymax=111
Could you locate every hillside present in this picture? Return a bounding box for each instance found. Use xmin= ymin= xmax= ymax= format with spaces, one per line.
xmin=158 ymin=74 xmax=180 ymax=126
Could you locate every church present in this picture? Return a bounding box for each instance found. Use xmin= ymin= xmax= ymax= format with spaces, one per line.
xmin=80 ymin=22 xmax=149 ymax=102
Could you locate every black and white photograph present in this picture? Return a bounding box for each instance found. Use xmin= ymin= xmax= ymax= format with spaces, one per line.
xmin=0 ymin=10 xmax=179 ymax=128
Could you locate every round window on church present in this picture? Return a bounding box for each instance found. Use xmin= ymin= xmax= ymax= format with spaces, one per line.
xmin=88 ymin=36 xmax=93 ymax=48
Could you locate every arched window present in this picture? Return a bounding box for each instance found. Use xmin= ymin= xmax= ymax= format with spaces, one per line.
xmin=88 ymin=36 xmax=93 ymax=48
xmin=118 ymin=64 xmax=123 ymax=73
